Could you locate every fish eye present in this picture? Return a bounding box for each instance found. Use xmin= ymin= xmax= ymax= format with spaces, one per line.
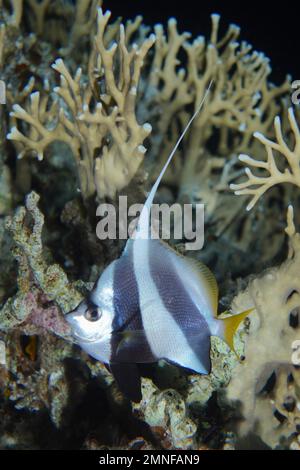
xmin=84 ymin=307 xmax=101 ymax=322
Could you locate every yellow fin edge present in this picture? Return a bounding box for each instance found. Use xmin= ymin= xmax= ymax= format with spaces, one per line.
xmin=222 ymin=308 xmax=254 ymax=355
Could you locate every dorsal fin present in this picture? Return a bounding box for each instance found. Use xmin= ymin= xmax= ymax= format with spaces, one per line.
xmin=135 ymin=80 xmax=213 ymax=240
xmin=158 ymin=238 xmax=219 ymax=314
xmin=183 ymin=257 xmax=219 ymax=314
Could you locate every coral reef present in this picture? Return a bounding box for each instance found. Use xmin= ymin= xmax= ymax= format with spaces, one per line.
xmin=134 ymin=378 xmax=198 ymax=449
xmin=226 ymin=210 xmax=300 ymax=448
xmin=6 ymin=5 xmax=290 ymax=206
xmin=0 ymin=0 xmax=300 ymax=451
xmin=224 ymin=105 xmax=300 ymax=448
xmin=8 ymin=9 xmax=154 ymax=199
xmin=0 ymin=191 xmax=82 ymax=334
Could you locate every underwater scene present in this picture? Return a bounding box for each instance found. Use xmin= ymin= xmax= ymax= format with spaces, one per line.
xmin=0 ymin=0 xmax=300 ymax=452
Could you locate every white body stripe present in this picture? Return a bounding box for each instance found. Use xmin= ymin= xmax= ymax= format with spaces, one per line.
xmin=133 ymin=238 xmax=209 ymax=374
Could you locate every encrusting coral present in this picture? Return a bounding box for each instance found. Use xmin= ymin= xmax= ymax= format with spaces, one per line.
xmin=0 ymin=191 xmax=82 ymax=335
xmin=133 ymin=378 xmax=198 ymax=449
xmin=1 ymin=0 xmax=300 ymax=451
xmin=226 ymin=207 xmax=300 ymax=448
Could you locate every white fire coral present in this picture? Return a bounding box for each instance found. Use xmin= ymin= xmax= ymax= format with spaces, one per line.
xmin=231 ymin=107 xmax=300 ymax=210
xmin=7 ymin=7 xmax=290 ymax=203
xmin=144 ymin=14 xmax=290 ymax=205
xmin=8 ymin=8 xmax=154 ymax=199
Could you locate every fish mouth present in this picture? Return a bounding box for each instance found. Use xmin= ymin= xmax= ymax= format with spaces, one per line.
xmin=71 ymin=330 xmax=102 ymax=344
xmin=65 ymin=312 xmax=99 ymax=343
xmin=65 ymin=312 xmax=108 ymax=344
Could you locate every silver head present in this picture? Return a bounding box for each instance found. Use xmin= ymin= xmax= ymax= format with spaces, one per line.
xmin=66 ymin=261 xmax=116 ymax=349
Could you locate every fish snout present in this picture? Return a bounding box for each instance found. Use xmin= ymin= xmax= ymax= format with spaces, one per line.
xmin=65 ymin=310 xmax=81 ymax=326
xmin=65 ymin=300 xmax=88 ymax=328
xmin=65 ymin=307 xmax=103 ymax=343
xmin=65 ymin=308 xmax=87 ymax=339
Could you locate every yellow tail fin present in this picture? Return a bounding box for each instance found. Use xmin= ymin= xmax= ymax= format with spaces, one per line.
xmin=222 ymin=308 xmax=254 ymax=355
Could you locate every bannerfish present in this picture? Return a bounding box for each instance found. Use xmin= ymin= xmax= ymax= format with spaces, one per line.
xmin=66 ymin=82 xmax=252 ymax=402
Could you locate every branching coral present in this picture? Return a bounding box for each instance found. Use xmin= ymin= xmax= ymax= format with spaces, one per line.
xmin=26 ymin=0 xmax=51 ymax=35
xmin=231 ymin=108 xmax=300 ymax=210
xmin=8 ymin=8 xmax=154 ymax=199
xmin=60 ymin=0 xmax=103 ymax=54
xmin=3 ymin=0 xmax=87 ymax=37
xmin=6 ymin=7 xmax=290 ymax=203
xmin=223 ymin=63 xmax=300 ymax=450
xmin=143 ymin=14 xmax=290 ymax=205
xmin=5 ymin=0 xmax=23 ymax=27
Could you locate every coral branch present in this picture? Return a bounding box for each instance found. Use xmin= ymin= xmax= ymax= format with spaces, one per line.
xmin=8 ymin=0 xmax=23 ymax=27
xmin=27 ymin=0 xmax=51 ymax=35
xmin=230 ymin=108 xmax=300 ymax=210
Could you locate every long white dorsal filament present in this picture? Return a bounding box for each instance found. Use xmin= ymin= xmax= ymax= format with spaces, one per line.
xmin=136 ymin=80 xmax=214 ymax=239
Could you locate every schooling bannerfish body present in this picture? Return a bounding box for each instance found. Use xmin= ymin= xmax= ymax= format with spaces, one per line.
xmin=66 ymin=83 xmax=252 ymax=401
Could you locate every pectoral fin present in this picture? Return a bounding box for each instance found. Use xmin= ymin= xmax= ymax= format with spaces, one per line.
xmin=113 ymin=330 xmax=156 ymax=363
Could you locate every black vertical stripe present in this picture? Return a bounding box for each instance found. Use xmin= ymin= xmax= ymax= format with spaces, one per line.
xmin=110 ymin=241 xmax=155 ymax=363
xmin=148 ymin=240 xmax=212 ymax=373
xmin=112 ymin=241 xmax=143 ymax=332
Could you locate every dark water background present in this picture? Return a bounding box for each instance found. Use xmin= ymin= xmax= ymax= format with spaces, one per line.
xmin=107 ymin=0 xmax=299 ymax=83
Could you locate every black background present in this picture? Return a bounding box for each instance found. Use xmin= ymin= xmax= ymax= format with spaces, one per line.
xmin=106 ymin=0 xmax=299 ymax=84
